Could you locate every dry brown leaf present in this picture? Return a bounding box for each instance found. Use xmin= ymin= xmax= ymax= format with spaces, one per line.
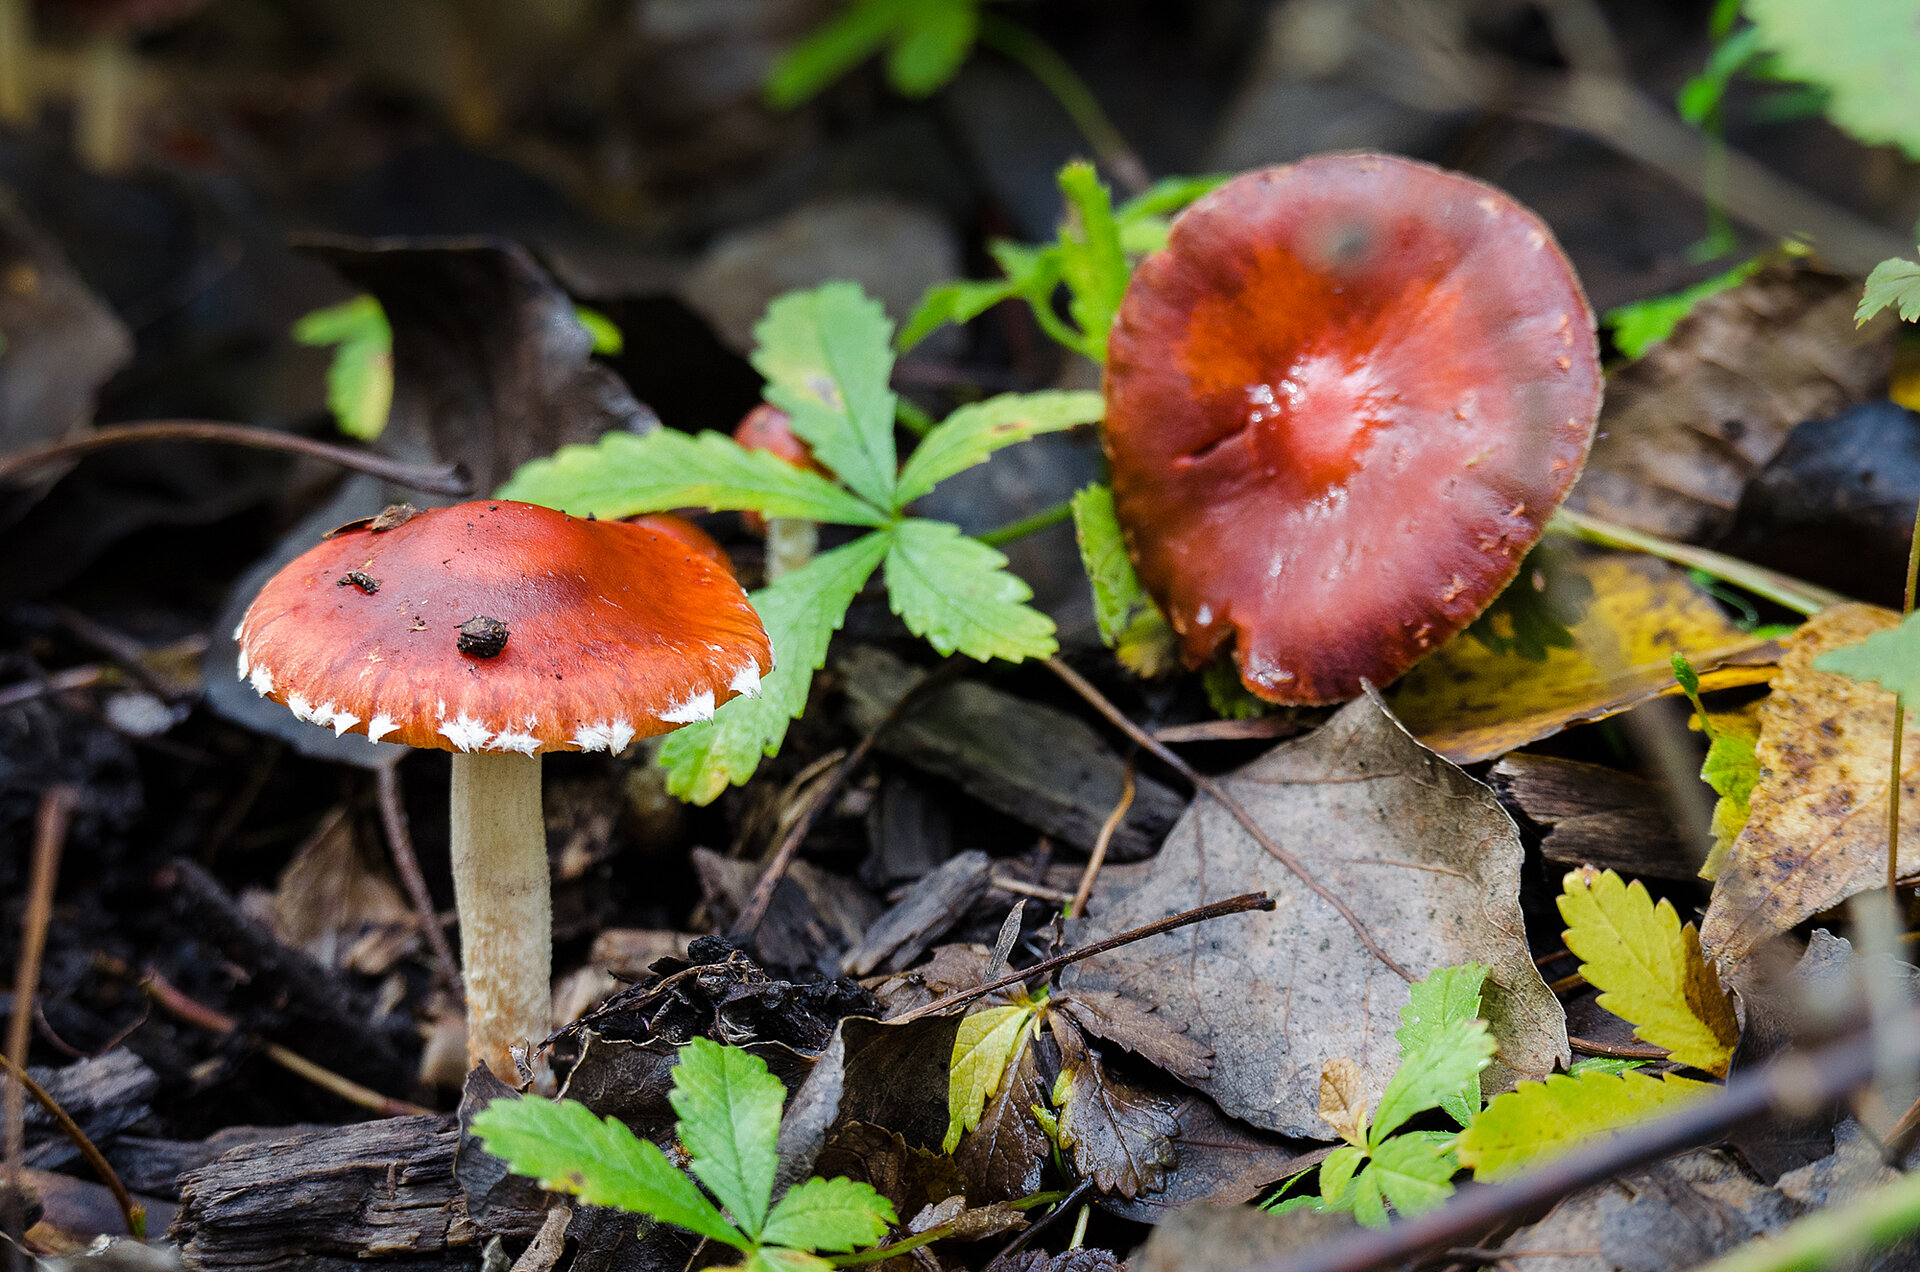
xmin=1701 ymin=604 xmax=1920 ymax=966
xmin=1389 ymin=554 xmax=1776 ymax=764
xmin=1317 ymin=1058 xmax=1371 ymax=1147
xmin=1052 ymin=1016 xmax=1179 ymax=1200
xmin=1062 ymin=691 xmax=1568 ymax=1139
xmin=265 ymin=808 xmax=412 ymax=970
xmin=1056 ymin=989 xmax=1214 ymax=1081
xmin=1572 ymin=261 xmax=1895 ymax=542
xmin=953 ymin=1029 xmax=1049 ymax=1202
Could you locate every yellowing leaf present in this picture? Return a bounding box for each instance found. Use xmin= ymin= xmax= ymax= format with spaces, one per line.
xmin=1702 ymin=604 xmax=1920 ymax=966
xmin=1456 ymin=1070 xmax=1714 ymax=1181
xmin=1389 ymin=555 xmax=1776 ymax=764
xmin=1699 ymin=702 xmax=1763 ymax=880
xmin=1317 ymin=1057 xmax=1370 ymax=1148
xmin=944 ymin=1004 xmax=1038 ymax=1153
xmin=1558 ymin=869 xmax=1738 ymax=1076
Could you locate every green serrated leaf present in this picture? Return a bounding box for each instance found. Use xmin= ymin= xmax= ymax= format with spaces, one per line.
xmin=897 ymin=277 xmax=1021 ymax=352
xmin=1859 ymin=256 xmax=1920 ymax=324
xmin=885 ymin=519 xmax=1056 ymax=662
xmin=764 ymin=0 xmax=900 ymax=108
xmin=1604 ymin=256 xmax=1762 ymax=359
xmin=669 ymin=1038 xmax=786 ymax=1240
xmin=1456 ymin=1070 xmax=1714 ymax=1181
xmin=469 ymin=1097 xmax=747 ymax=1249
xmin=1055 ymin=161 xmax=1127 ymax=362
xmin=1070 ymin=484 xmax=1180 ymax=677
xmin=1558 ymin=868 xmax=1739 ymax=1076
xmin=1317 ymin=1143 xmax=1366 ymax=1208
xmin=1115 ymin=173 xmax=1231 ymax=223
xmin=1568 ymin=1056 xmax=1646 ymax=1077
xmin=1370 ymin=1019 xmax=1495 ymax=1145
xmin=1700 ymin=707 xmax=1761 ymax=880
xmin=1396 ymin=964 xmax=1491 ymax=1127
xmin=1349 ymin=1165 xmax=1387 ymax=1229
xmin=293 ymin=295 xmax=392 ymax=441
xmin=658 ymin=532 xmax=891 ymax=802
xmin=751 ymin=1249 xmax=836 ymax=1272
xmin=944 ymin=1004 xmax=1038 ymax=1153
xmin=1366 ymin=1132 xmax=1458 ymax=1223
xmin=760 ymin=1176 xmax=897 ymax=1252
xmin=1746 ymin=0 xmax=1920 ymax=158
xmin=895 ymin=390 xmax=1103 ymax=506
xmin=1814 ymin=610 xmax=1920 ymax=697
xmin=498 ymin=429 xmax=887 ymax=526
xmin=883 ymin=0 xmax=976 ymax=95
xmin=752 ymin=283 xmax=900 ymax=510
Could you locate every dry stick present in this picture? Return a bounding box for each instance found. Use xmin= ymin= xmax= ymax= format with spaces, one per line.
xmin=890 ymin=891 xmax=1275 ymax=1026
xmin=138 ymin=968 xmax=432 ymax=1118
xmin=1246 ymin=1022 xmax=1894 ymax=1272
xmin=1043 ymin=657 xmax=1414 ymax=983
xmin=1069 ymin=761 xmax=1134 ymax=918
xmin=0 ymin=420 xmax=472 ymax=496
xmin=6 ymin=788 xmax=75 ymax=1261
xmin=375 ymin=765 xmax=463 ymax=994
xmin=0 ymin=1055 xmax=141 ymax=1239
xmin=732 ymin=660 xmax=969 ymax=939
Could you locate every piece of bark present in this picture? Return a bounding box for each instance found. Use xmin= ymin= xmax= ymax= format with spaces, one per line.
xmin=841 ymin=850 xmax=993 ymax=977
xmin=172 ymin=1116 xmax=544 ymax=1272
xmin=109 ymin=1128 xmax=326 ymax=1199
xmin=1488 ymin=754 xmax=1702 ymax=881
xmin=837 ymin=646 xmax=1185 ymax=861
xmin=693 ymin=848 xmax=878 ymax=972
xmin=19 ymin=1051 xmax=158 ymax=1171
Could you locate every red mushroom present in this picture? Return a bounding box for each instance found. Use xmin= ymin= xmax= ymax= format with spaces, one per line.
xmin=235 ymin=500 xmax=771 ymax=1078
xmin=732 ymin=403 xmax=824 ymax=576
xmin=1103 ymin=153 xmax=1601 ymax=704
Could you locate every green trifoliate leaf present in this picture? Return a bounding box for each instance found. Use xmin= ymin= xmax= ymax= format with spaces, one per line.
xmin=1457 ymin=1069 xmax=1713 ymax=1181
xmin=944 ymin=1004 xmax=1039 ymax=1153
xmin=1859 ymin=256 xmax=1920 ymax=325
xmin=759 ymin=1176 xmax=897 ymax=1252
xmin=752 ymin=282 xmax=900 ymax=510
xmin=1813 ymin=610 xmax=1920 ymax=697
xmin=668 ymin=1038 xmax=786 ymax=1240
xmin=764 ymin=0 xmax=977 ymax=107
xmin=1370 ymin=1019 xmax=1494 ymax=1145
xmin=897 ymin=277 xmax=1021 ymax=352
xmin=1070 ymin=483 xmax=1180 ymax=678
xmin=498 ymin=429 xmax=887 ymax=526
xmin=658 ymin=531 xmax=891 ymax=802
xmin=469 ymin=1096 xmax=747 ymax=1249
xmin=1349 ymin=1165 xmax=1387 ymax=1229
xmin=764 ymin=0 xmax=901 ymax=107
xmin=1055 ymin=161 xmax=1127 ymax=362
xmin=1746 ymin=0 xmax=1920 ymax=159
xmin=882 ymin=0 xmax=977 ymax=95
xmin=293 ymin=295 xmax=392 ymax=441
xmin=1316 ymin=1144 xmax=1367 ymax=1209
xmin=885 ymin=519 xmax=1057 ymax=662
xmin=1395 ymin=963 xmax=1491 ymax=1127
xmin=895 ymin=390 xmax=1103 ymax=506
xmin=1364 ymin=1132 xmax=1458 ymax=1224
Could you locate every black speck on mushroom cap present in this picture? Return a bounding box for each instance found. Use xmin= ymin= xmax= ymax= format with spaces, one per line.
xmin=235 ymin=500 xmax=773 ymax=754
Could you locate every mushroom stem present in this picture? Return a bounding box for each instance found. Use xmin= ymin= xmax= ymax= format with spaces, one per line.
xmin=448 ymin=750 xmax=549 ymax=1080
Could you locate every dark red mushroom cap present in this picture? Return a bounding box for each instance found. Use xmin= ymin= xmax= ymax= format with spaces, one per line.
xmin=1103 ymin=153 xmax=1601 ymax=705
xmin=235 ymin=500 xmax=773 ymax=754
xmin=733 ymin=404 xmax=824 ymax=475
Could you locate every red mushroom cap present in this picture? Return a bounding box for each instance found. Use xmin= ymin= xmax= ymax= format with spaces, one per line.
xmin=235 ymin=500 xmax=772 ymax=754
xmin=624 ymin=513 xmax=733 ymax=571
xmin=1103 ymin=153 xmax=1601 ymax=704
xmin=733 ymin=404 xmax=824 ymax=474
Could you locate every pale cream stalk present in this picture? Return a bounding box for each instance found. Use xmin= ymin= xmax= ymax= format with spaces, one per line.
xmin=448 ymin=750 xmax=549 ymax=1080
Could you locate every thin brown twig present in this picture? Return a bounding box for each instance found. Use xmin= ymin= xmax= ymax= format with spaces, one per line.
xmin=732 ymin=660 xmax=969 ymax=939
xmin=1568 ymin=1036 xmax=1668 ymax=1061
xmin=375 ymin=765 xmax=463 ymax=994
xmin=0 ymin=420 xmax=472 ymax=496
xmin=1070 ymin=761 xmax=1134 ymax=918
xmin=138 ymin=968 xmax=432 ymax=1118
xmin=890 ymin=891 xmax=1275 ymax=1025
xmin=7 ymin=787 xmax=76 ymax=1259
xmin=1043 ymin=657 xmax=1414 ymax=982
xmin=0 ymin=1054 xmax=141 ymax=1239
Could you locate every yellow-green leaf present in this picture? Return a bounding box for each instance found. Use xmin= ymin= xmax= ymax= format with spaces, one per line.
xmin=943 ymin=1004 xmax=1038 ymax=1153
xmin=1456 ymin=1070 xmax=1714 ymax=1181
xmin=1699 ymin=702 xmax=1762 ymax=880
xmin=1558 ymin=869 xmax=1738 ymax=1076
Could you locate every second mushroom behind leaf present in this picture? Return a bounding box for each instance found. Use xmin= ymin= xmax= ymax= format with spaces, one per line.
xmin=235 ymin=499 xmax=772 ymax=1080
xmin=1102 ymin=152 xmax=1604 ymax=705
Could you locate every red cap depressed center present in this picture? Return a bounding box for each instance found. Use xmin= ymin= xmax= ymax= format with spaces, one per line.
xmin=235 ymin=500 xmax=773 ymax=753
xmin=1103 ymin=153 xmax=1601 ymax=704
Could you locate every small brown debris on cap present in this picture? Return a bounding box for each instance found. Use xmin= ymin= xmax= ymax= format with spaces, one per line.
xmin=457 ymin=615 xmax=510 ymax=658
xmin=337 ymin=570 xmax=380 ymax=593
xmin=369 ymin=503 xmax=422 ymax=532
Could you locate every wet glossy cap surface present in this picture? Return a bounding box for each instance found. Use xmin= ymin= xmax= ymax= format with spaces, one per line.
xmin=237 ymin=500 xmax=772 ymax=753
xmin=1104 ymin=153 xmax=1601 ymax=703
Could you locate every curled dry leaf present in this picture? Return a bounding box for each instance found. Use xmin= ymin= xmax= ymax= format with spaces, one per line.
xmin=1063 ymin=691 xmax=1567 ymax=1139
xmin=1388 ymin=554 xmax=1776 ymax=764
xmin=1701 ymin=604 xmax=1920 ymax=967
xmin=1052 ymin=1016 xmax=1179 ymax=1200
